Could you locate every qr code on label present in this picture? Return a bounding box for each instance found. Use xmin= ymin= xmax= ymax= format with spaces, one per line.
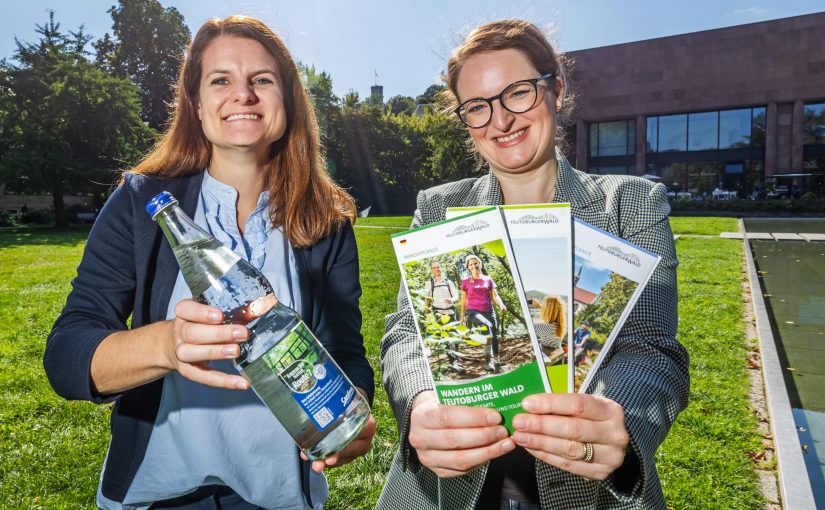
xmin=314 ymin=407 xmax=334 ymax=428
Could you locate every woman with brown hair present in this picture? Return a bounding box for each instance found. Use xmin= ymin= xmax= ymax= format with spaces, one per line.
xmin=44 ymin=15 xmax=375 ymax=509
xmin=379 ymin=19 xmax=686 ymax=510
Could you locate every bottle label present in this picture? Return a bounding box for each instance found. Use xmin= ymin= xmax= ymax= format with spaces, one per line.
xmin=261 ymin=322 xmax=354 ymax=430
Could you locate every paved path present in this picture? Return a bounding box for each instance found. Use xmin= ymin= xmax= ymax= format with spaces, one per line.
xmin=720 ymin=231 xmax=825 ymax=241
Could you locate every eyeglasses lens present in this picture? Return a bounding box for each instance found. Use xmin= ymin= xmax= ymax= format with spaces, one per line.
xmin=502 ymin=82 xmax=538 ymax=113
xmin=459 ymin=81 xmax=539 ymax=128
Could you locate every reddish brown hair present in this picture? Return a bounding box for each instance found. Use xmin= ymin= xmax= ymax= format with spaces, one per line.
xmin=131 ymin=15 xmax=355 ymax=247
xmin=442 ymin=19 xmax=574 ymax=145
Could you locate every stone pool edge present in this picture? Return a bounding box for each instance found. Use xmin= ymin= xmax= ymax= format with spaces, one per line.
xmin=743 ymin=226 xmax=816 ymax=509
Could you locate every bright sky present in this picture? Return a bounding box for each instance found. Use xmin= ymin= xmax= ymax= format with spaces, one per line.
xmin=1 ymin=1 xmax=822 ymax=99
xmin=512 ymin=237 xmax=569 ymax=296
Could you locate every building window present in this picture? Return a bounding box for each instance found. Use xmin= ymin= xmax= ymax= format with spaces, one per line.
xmin=688 ymin=111 xmax=719 ymax=151
xmin=646 ymin=117 xmax=658 ymax=153
xmin=719 ymin=109 xmax=752 ymax=149
xmin=658 ymin=114 xmax=688 ymax=152
xmin=804 ymin=103 xmax=825 ymax=145
xmin=647 ymin=107 xmax=766 ymax=152
xmin=589 ymin=120 xmax=635 ymax=157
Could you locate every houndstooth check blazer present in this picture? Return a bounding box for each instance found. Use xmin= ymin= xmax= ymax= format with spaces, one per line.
xmin=376 ymin=152 xmax=689 ymax=509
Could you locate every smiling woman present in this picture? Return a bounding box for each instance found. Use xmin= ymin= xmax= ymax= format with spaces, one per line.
xmin=43 ymin=15 xmax=376 ymax=510
xmin=378 ymin=19 xmax=687 ymax=510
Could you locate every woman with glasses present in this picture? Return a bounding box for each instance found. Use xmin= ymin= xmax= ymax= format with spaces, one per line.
xmin=378 ymin=19 xmax=687 ymax=510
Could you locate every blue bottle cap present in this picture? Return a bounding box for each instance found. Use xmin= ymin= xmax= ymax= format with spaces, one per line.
xmin=146 ymin=191 xmax=178 ymax=219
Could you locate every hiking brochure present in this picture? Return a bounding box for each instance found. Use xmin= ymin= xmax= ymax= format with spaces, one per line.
xmin=447 ymin=204 xmax=574 ymax=393
xmin=391 ymin=208 xmax=550 ymax=431
xmin=571 ymin=219 xmax=661 ymax=392
xmin=446 ymin=206 xmax=661 ymax=394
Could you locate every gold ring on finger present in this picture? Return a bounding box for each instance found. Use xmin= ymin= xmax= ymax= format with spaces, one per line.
xmin=582 ymin=442 xmax=594 ymax=463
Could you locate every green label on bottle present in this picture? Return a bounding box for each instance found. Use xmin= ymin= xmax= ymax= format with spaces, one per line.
xmin=261 ymin=322 xmax=353 ymax=430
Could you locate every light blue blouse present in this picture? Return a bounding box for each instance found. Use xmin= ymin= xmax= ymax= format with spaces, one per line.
xmin=97 ymin=171 xmax=325 ymax=510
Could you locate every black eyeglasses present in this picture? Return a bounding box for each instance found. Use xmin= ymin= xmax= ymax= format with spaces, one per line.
xmin=453 ymin=72 xmax=556 ymax=128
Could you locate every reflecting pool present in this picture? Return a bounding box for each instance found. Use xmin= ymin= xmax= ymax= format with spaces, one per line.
xmin=746 ymin=218 xmax=825 ymax=507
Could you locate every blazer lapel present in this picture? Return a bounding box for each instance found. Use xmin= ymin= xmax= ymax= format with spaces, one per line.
xmin=553 ymin=151 xmax=613 ymax=231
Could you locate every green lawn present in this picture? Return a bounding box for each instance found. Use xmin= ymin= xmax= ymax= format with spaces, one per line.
xmin=669 ymin=216 xmax=738 ymax=236
xmin=0 ymin=218 xmax=764 ymax=509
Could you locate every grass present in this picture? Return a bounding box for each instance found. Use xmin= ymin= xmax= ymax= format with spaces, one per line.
xmin=657 ymin=236 xmax=763 ymax=509
xmin=0 ymin=217 xmax=764 ymax=509
xmin=669 ymin=216 xmax=738 ymax=236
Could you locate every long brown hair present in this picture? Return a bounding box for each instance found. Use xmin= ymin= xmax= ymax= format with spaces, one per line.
xmin=540 ymin=295 xmax=566 ymax=338
xmin=442 ymin=19 xmax=574 ymax=147
xmin=131 ymin=15 xmax=355 ymax=247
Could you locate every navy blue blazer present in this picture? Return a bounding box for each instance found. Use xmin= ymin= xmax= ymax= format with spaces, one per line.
xmin=44 ymin=171 xmax=374 ymax=502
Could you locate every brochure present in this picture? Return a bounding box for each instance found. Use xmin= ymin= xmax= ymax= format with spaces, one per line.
xmin=570 ymin=219 xmax=660 ymax=392
xmin=446 ymin=207 xmax=661 ymax=394
xmin=391 ymin=208 xmax=550 ymax=431
xmin=447 ymin=205 xmax=574 ymax=393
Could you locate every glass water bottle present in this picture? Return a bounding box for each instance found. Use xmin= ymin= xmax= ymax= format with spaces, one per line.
xmin=146 ymin=191 xmax=370 ymax=460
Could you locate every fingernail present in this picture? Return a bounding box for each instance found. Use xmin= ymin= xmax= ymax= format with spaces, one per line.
xmin=222 ymin=345 xmax=237 ymax=356
xmin=496 ymin=427 xmax=509 ymax=439
xmin=512 ymin=415 xmax=526 ymax=429
xmin=235 ymin=380 xmax=248 ymax=390
xmin=232 ymin=328 xmax=247 ymax=339
xmin=522 ymin=398 xmax=536 ymax=411
xmin=501 ymin=439 xmax=515 ymax=452
xmin=486 ymin=412 xmax=502 ymax=425
xmin=208 ymin=310 xmax=222 ymax=321
xmin=512 ymin=431 xmax=526 ymax=444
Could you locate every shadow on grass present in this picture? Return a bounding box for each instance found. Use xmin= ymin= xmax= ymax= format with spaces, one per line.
xmin=0 ymin=226 xmax=91 ymax=249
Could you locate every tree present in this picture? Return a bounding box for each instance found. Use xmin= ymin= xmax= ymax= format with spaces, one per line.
xmin=299 ymin=63 xmax=338 ymax=139
xmin=577 ymin=273 xmax=638 ymax=336
xmin=0 ymin=12 xmax=155 ymax=227
xmin=342 ymin=90 xmax=361 ymax=109
xmin=416 ymin=83 xmax=446 ymax=106
xmin=94 ymin=0 xmax=190 ymax=130
xmin=387 ymin=95 xmax=416 ymax=115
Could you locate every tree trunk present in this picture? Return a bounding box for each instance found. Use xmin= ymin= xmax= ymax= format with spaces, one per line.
xmin=53 ymin=188 xmax=67 ymax=228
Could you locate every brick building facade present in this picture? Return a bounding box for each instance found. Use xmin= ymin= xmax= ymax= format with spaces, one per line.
xmin=567 ymin=12 xmax=825 ymax=197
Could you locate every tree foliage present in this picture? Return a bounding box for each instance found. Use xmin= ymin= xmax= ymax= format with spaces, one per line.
xmin=94 ymin=0 xmax=190 ymax=130
xmin=0 ymin=11 xmax=155 ymax=227
xmin=577 ymin=273 xmax=638 ymax=336
xmin=0 ymin=3 xmax=482 ymax=220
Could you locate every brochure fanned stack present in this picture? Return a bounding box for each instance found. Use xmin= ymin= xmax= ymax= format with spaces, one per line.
xmin=391 ymin=205 xmax=661 ymax=424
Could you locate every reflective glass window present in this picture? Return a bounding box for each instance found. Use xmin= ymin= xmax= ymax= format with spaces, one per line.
xmin=589 ymin=120 xmax=635 ymax=157
xmin=658 ymin=114 xmax=687 ymax=152
xmin=719 ymin=109 xmax=752 ymax=149
xmin=589 ymin=124 xmax=598 ymax=157
xmin=598 ymin=121 xmax=629 ymax=156
xmin=688 ymin=111 xmax=718 ymax=151
xmin=687 ymin=162 xmax=720 ymax=196
xmin=751 ymin=107 xmax=766 ymax=147
xmin=646 ymin=117 xmax=658 ymax=153
xmin=804 ymin=103 xmax=825 ymax=145
xmin=661 ymin=162 xmax=689 ymax=192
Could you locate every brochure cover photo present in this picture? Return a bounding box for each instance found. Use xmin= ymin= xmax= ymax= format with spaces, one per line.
xmin=448 ymin=204 xmax=574 ymax=393
xmin=391 ymin=208 xmax=550 ymax=430
xmin=572 ymin=219 xmax=661 ymax=393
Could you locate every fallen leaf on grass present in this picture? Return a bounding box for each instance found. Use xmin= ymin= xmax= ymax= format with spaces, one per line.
xmin=745 ymin=451 xmax=765 ymax=461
